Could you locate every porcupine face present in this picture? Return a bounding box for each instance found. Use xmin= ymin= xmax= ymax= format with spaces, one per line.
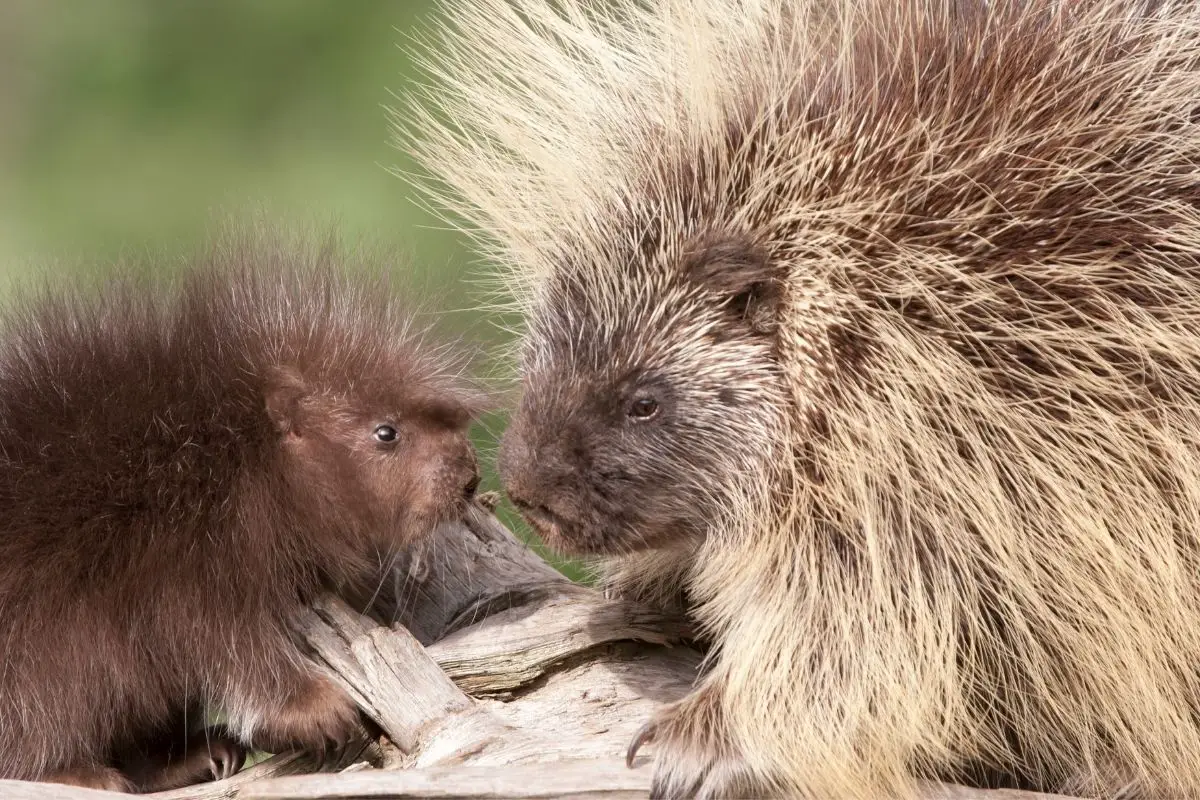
xmin=264 ymin=364 xmax=483 ymax=550
xmin=499 ymin=234 xmax=792 ymax=556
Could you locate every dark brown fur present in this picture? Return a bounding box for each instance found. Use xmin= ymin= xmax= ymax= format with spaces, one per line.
xmin=0 ymin=228 xmax=484 ymax=792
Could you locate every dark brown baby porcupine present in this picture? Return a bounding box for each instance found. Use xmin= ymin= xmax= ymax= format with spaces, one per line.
xmin=0 ymin=226 xmax=483 ymax=792
xmin=406 ymin=0 xmax=1200 ymax=797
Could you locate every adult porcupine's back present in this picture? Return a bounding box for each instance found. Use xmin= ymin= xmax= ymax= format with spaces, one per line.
xmin=404 ymin=1 xmax=1200 ymax=797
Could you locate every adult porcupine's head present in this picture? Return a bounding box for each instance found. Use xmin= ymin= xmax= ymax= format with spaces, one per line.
xmin=400 ymin=0 xmax=828 ymax=555
xmin=497 ymin=233 xmax=798 ymax=554
xmin=399 ymin=0 xmax=1200 ymax=559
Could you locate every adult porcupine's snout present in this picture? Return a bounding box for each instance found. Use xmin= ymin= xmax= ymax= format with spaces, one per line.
xmin=499 ymin=400 xmax=587 ymax=550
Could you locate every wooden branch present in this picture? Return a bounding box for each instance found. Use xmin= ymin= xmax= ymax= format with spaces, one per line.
xmin=0 ymin=747 xmax=375 ymax=800
xmin=240 ymin=766 xmax=1080 ymax=800
xmin=237 ymin=760 xmax=655 ymax=799
xmin=429 ymin=582 xmax=695 ymax=696
xmin=5 ymin=504 xmax=1080 ymax=799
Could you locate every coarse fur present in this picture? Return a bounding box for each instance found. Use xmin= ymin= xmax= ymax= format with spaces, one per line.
xmin=0 ymin=226 xmax=484 ymax=792
xmin=402 ymin=0 xmax=1200 ymax=797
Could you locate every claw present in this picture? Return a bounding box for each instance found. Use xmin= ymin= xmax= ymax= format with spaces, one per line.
xmin=313 ymin=735 xmax=347 ymax=772
xmin=329 ymin=736 xmax=347 ymax=768
xmin=227 ymin=746 xmax=247 ymax=779
xmin=627 ymin=719 xmax=658 ymax=768
xmin=211 ymin=745 xmax=240 ymax=781
xmin=206 ymin=729 xmax=246 ymax=782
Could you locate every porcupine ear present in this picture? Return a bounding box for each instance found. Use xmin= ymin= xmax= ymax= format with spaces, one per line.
xmin=683 ymin=236 xmax=783 ymax=336
xmin=264 ymin=366 xmax=308 ymax=436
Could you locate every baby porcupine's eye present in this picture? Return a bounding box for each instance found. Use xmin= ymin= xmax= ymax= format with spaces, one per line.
xmin=373 ymin=424 xmax=399 ymax=444
xmin=628 ymin=396 xmax=660 ymax=421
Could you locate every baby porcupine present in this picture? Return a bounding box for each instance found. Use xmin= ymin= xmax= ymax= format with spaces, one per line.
xmin=404 ymin=0 xmax=1200 ymax=797
xmin=0 ymin=226 xmax=484 ymax=792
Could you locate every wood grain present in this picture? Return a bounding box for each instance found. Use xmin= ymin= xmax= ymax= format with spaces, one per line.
xmin=4 ymin=505 xmax=1084 ymax=799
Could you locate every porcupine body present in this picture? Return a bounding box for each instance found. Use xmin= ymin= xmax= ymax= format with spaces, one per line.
xmin=0 ymin=224 xmax=483 ymax=791
xmin=405 ymin=1 xmax=1200 ymax=797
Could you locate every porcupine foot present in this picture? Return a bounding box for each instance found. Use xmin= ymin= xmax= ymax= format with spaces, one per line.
xmin=177 ymin=729 xmax=245 ymax=785
xmin=124 ymin=725 xmax=247 ymax=792
xmin=626 ymin=685 xmax=765 ymax=800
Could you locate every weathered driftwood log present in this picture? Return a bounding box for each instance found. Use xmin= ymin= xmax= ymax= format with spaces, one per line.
xmin=2 ymin=502 xmax=1074 ymax=800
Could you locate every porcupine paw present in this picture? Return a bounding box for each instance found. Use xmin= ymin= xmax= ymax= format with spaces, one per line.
xmin=254 ymin=674 xmax=361 ymax=768
xmin=625 ymin=693 xmax=762 ymax=800
xmin=126 ymin=726 xmax=248 ymax=792
xmin=197 ymin=727 xmax=247 ymax=782
xmin=153 ymin=733 xmax=245 ymax=789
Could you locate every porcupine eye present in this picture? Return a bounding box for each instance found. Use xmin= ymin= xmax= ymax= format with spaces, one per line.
xmin=373 ymin=424 xmax=399 ymax=444
xmin=628 ymin=397 xmax=659 ymax=420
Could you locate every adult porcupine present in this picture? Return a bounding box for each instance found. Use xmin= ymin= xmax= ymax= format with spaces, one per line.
xmin=403 ymin=0 xmax=1200 ymax=797
xmin=0 ymin=225 xmax=484 ymax=792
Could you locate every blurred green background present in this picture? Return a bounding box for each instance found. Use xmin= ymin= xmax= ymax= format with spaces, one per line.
xmin=0 ymin=0 xmax=583 ymax=579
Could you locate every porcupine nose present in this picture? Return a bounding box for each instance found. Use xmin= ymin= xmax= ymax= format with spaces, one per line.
xmin=498 ymin=422 xmax=542 ymax=511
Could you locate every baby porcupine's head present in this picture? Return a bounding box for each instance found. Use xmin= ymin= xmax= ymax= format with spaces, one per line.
xmin=181 ymin=227 xmax=486 ymax=552
xmin=259 ymin=357 xmax=482 ymax=550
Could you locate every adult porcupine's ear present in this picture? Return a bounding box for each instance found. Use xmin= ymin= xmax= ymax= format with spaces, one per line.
xmin=265 ymin=366 xmax=308 ymax=436
xmin=683 ymin=237 xmax=783 ymax=336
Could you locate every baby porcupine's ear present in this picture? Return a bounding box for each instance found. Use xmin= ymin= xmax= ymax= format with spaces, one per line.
xmin=682 ymin=236 xmax=783 ymax=336
xmin=265 ymin=366 xmax=308 ymax=436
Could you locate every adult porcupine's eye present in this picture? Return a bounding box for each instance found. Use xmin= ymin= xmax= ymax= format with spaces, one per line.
xmin=628 ymin=397 xmax=659 ymax=420
xmin=373 ymin=424 xmax=399 ymax=443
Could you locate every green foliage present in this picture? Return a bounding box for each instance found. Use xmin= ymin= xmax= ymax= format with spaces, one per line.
xmin=0 ymin=0 xmax=586 ymax=581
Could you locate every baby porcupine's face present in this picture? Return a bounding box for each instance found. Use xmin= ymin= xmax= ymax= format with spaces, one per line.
xmin=500 ymin=236 xmax=791 ymax=556
xmin=265 ymin=366 xmax=482 ymax=548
